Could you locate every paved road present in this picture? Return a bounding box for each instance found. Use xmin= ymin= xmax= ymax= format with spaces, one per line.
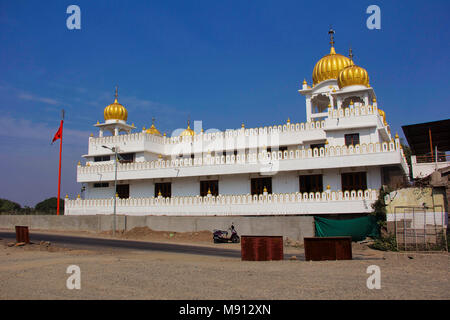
xmin=0 ymin=231 xmax=242 ymax=258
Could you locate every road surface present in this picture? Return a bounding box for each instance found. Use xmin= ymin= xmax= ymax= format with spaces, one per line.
xmin=0 ymin=231 xmax=242 ymax=258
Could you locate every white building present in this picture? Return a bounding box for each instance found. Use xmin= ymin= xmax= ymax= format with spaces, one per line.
xmin=65 ymin=34 xmax=409 ymax=216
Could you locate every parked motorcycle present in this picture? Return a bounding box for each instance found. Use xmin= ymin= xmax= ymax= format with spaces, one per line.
xmin=213 ymin=224 xmax=240 ymax=243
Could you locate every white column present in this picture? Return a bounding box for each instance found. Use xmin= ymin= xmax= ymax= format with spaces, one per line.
xmin=306 ymin=96 xmax=312 ymax=122
xmin=99 ymin=129 xmax=104 ymax=137
xmin=337 ymin=97 xmax=342 ymax=109
xmin=114 ymin=127 xmax=119 ymax=136
xmin=364 ymin=93 xmax=369 ymax=106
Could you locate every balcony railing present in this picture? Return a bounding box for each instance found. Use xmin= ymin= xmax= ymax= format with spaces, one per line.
xmin=65 ymin=189 xmax=378 ymax=216
xmin=415 ymin=154 xmax=449 ymax=164
xmin=79 ymin=140 xmax=402 ymax=176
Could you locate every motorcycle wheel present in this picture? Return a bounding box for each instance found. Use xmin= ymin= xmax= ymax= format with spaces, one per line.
xmin=232 ymin=235 xmax=240 ymax=243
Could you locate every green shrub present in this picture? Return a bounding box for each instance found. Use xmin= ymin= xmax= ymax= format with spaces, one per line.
xmin=369 ymin=234 xmax=398 ymax=251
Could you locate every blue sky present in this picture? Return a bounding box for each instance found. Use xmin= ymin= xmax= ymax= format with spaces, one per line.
xmin=0 ymin=0 xmax=449 ymax=206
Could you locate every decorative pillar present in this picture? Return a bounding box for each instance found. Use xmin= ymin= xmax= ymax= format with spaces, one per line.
xmin=306 ymin=96 xmax=312 ymax=122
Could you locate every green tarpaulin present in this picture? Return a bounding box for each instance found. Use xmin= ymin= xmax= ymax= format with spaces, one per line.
xmin=314 ymin=216 xmax=379 ymax=241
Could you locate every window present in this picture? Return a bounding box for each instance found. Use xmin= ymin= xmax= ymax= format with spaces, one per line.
xmin=268 ymin=146 xmax=287 ymax=153
xmin=94 ymin=155 xmax=110 ymax=162
xmin=200 ymin=180 xmax=219 ymax=197
xmin=93 ymin=182 xmax=109 ymax=188
xmin=116 ymin=184 xmax=129 ymax=199
xmin=299 ymin=175 xmax=323 ymax=193
xmin=310 ymin=143 xmax=325 ymax=150
xmin=251 ymin=177 xmax=272 ymax=195
xmin=345 ymin=134 xmax=360 ymax=146
xmin=155 ymin=182 xmax=171 ymax=198
xmin=341 ymin=172 xmax=367 ymax=191
xmin=119 ymin=153 xmax=135 ymax=163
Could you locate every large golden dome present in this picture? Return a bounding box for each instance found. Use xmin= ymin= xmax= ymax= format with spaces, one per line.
xmin=104 ymin=88 xmax=127 ymax=121
xmin=180 ymin=120 xmax=195 ymax=137
xmin=337 ymin=59 xmax=369 ymax=89
xmin=312 ymin=46 xmax=352 ymax=85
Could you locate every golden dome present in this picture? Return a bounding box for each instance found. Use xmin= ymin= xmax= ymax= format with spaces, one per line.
xmin=104 ymin=87 xmax=128 ymax=121
xmin=378 ymin=108 xmax=387 ymax=126
xmin=145 ymin=118 xmax=162 ymax=136
xmin=337 ymin=54 xmax=369 ymax=89
xmin=180 ymin=120 xmax=195 ymax=137
xmin=312 ymin=46 xmax=352 ymax=85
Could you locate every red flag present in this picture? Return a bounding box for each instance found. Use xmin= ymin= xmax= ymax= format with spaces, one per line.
xmin=52 ymin=120 xmax=63 ymax=144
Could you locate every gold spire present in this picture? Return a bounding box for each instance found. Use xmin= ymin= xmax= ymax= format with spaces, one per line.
xmin=395 ymin=132 xmax=399 ymax=139
xmin=158 ymin=190 xmax=162 ymax=197
xmin=241 ymin=122 xmax=245 ymax=129
xmin=207 ymin=188 xmax=211 ymax=195
xmin=328 ymin=27 xmax=335 ymax=48
xmin=263 ymin=186 xmax=268 ymax=193
xmin=303 ymin=79 xmax=307 ymax=85
xmin=146 ymin=117 xmax=162 ymax=136
xmin=287 ymin=118 xmax=291 ymax=124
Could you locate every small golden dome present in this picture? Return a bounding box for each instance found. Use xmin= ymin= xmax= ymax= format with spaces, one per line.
xmin=378 ymin=108 xmax=387 ymax=126
xmin=312 ymin=46 xmax=352 ymax=85
xmin=146 ymin=118 xmax=162 ymax=136
xmin=104 ymin=87 xmax=128 ymax=121
xmin=303 ymin=79 xmax=307 ymax=85
xmin=180 ymin=120 xmax=195 ymax=137
xmin=337 ymin=54 xmax=370 ymax=89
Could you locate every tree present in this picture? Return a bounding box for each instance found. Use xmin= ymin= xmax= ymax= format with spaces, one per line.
xmin=34 ymin=197 xmax=64 ymax=214
xmin=0 ymin=199 xmax=21 ymax=213
xmin=400 ymin=138 xmax=413 ymax=178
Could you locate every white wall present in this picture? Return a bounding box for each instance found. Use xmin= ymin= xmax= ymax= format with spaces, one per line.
xmin=219 ymin=174 xmax=251 ymax=195
xmin=130 ymin=179 xmax=154 ymax=198
xmin=85 ymin=183 xmax=114 ymax=199
xmin=272 ymin=172 xmax=298 ymax=193
xmin=172 ymin=177 xmax=199 ymax=197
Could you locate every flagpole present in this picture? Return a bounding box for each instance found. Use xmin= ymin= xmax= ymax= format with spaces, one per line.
xmin=57 ymin=110 xmax=64 ymax=216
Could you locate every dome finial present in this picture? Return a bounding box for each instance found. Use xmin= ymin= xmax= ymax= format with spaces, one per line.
xmin=114 ymin=85 xmax=118 ymax=102
xmin=328 ymin=27 xmax=335 ymax=46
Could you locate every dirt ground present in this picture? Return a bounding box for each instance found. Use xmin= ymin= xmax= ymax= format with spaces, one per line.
xmin=0 ymin=229 xmax=448 ymax=300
